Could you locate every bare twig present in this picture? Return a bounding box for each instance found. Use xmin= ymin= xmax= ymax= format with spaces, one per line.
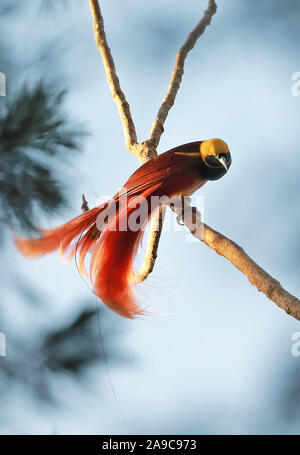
xmin=203 ymin=226 xmax=300 ymax=320
xmin=88 ymin=1 xmax=300 ymax=321
xmin=148 ymin=0 xmax=217 ymax=149
xmin=173 ymin=203 xmax=300 ymax=321
xmin=89 ymin=0 xmax=137 ymax=152
xmin=81 ymin=194 xmax=89 ymax=212
xmin=132 ymin=205 xmax=166 ymax=284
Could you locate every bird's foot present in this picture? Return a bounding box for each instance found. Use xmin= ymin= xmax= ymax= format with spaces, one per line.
xmin=169 ymin=196 xmax=196 ymax=226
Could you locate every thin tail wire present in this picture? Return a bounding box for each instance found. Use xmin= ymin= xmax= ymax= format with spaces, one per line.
xmin=95 ymin=295 xmax=128 ymax=431
xmin=73 ymin=226 xmax=127 ymax=429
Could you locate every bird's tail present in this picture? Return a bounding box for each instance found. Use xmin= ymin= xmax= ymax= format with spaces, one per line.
xmin=15 ymin=205 xmax=103 ymax=262
xmin=90 ymin=186 xmax=162 ymax=318
xmin=15 ymin=186 xmax=162 ymax=319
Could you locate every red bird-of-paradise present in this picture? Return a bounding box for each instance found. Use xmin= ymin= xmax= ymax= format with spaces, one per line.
xmin=15 ymin=138 xmax=231 ymax=319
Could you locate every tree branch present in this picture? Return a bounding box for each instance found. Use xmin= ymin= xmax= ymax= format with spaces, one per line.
xmin=89 ymin=0 xmax=137 ymax=152
xmin=88 ymin=1 xmax=300 ymax=321
xmin=171 ymin=202 xmax=300 ymax=321
xmin=148 ymin=0 xmax=217 ymax=149
xmin=132 ymin=205 xmax=166 ymax=284
xmin=203 ymin=226 xmax=300 ymax=320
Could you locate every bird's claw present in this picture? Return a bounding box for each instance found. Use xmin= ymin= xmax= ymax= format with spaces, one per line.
xmin=176 ymin=213 xmax=184 ymax=226
xmin=170 ymin=196 xmax=194 ymax=225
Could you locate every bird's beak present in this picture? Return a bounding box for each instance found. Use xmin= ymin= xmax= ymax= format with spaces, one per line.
xmin=217 ymin=156 xmax=228 ymax=171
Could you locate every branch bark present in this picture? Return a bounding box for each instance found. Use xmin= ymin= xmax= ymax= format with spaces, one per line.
xmin=202 ymin=225 xmax=300 ymax=320
xmin=88 ymin=0 xmax=300 ymax=321
xmin=89 ymin=0 xmax=137 ymax=152
xmin=148 ymin=0 xmax=217 ymax=149
xmin=171 ymin=202 xmax=300 ymax=321
xmin=132 ymin=205 xmax=166 ymax=285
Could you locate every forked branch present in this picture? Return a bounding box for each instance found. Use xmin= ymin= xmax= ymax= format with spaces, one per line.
xmin=89 ymin=0 xmax=218 ymax=281
xmin=88 ymin=0 xmax=300 ymax=321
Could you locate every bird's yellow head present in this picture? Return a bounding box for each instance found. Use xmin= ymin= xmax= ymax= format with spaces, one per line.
xmin=200 ymin=138 xmax=231 ymax=171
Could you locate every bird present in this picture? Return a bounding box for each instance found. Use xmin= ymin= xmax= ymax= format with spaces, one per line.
xmin=15 ymin=138 xmax=231 ymax=319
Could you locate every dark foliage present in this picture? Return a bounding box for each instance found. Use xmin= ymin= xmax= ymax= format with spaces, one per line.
xmin=0 ymin=305 xmax=125 ymax=403
xmin=0 ymin=84 xmax=86 ymax=234
xmin=42 ymin=308 xmax=106 ymax=374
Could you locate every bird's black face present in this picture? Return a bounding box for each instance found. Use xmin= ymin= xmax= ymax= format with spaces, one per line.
xmin=205 ymin=151 xmax=232 ymax=171
xmin=202 ymin=151 xmax=231 ymax=181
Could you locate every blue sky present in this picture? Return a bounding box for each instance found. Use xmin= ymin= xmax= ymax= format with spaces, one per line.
xmin=2 ymin=0 xmax=300 ymax=434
